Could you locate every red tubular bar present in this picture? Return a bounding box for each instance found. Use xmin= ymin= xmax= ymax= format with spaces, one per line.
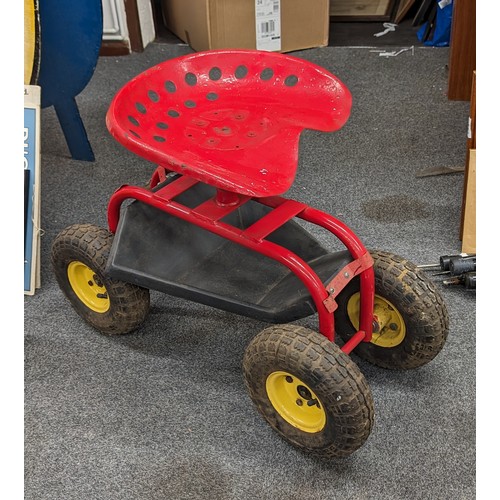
xmin=244 ymin=200 xmax=306 ymax=241
xmin=155 ymin=175 xmax=199 ymax=199
xmin=300 ymin=207 xmax=375 ymax=346
xmin=260 ymin=197 xmax=375 ymax=346
xmin=107 ymin=180 xmax=375 ymax=349
xmin=342 ymin=330 xmax=368 ymax=355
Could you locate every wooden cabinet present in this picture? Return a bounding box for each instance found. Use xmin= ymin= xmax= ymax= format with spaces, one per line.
xmin=448 ymin=0 xmax=476 ymax=101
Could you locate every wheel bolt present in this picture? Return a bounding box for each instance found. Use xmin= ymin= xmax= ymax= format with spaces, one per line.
xmin=296 ymin=399 xmax=303 ymax=406
xmin=389 ymin=323 xmax=398 ymax=330
xmin=88 ymin=281 xmax=93 ymax=286
xmin=93 ymin=274 xmax=103 ymax=287
xmin=297 ymin=385 xmax=312 ymax=400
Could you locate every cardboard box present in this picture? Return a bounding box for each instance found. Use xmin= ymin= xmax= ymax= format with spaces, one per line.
xmin=162 ymin=0 xmax=329 ymax=53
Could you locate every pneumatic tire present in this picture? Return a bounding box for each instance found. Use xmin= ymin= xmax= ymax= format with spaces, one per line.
xmin=51 ymin=224 xmax=150 ymax=335
xmin=243 ymin=324 xmax=374 ymax=458
xmin=335 ymin=250 xmax=449 ymax=370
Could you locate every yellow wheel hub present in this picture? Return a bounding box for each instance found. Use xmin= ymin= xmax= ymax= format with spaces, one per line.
xmin=347 ymin=293 xmax=406 ymax=348
xmin=67 ymin=261 xmax=110 ymax=313
xmin=266 ymin=371 xmax=326 ymax=433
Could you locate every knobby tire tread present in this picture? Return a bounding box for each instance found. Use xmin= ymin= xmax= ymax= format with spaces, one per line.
xmin=243 ymin=324 xmax=374 ymax=458
xmin=336 ymin=250 xmax=449 ymax=370
xmin=52 ymin=224 xmax=150 ymax=335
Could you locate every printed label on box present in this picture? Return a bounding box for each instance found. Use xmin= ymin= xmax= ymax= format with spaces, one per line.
xmin=255 ymin=0 xmax=281 ymax=51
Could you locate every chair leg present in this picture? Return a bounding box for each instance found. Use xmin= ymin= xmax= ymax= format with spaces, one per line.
xmin=54 ymin=97 xmax=95 ymax=162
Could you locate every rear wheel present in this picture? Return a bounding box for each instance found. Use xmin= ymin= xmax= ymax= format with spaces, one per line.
xmin=243 ymin=324 xmax=374 ymax=458
xmin=52 ymin=224 xmax=150 ymax=335
xmin=335 ymin=250 xmax=449 ymax=369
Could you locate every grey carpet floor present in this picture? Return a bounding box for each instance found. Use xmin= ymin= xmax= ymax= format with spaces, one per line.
xmin=25 ymin=43 xmax=475 ymax=500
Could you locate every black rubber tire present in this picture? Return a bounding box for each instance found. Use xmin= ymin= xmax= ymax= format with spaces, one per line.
xmin=335 ymin=250 xmax=449 ymax=370
xmin=51 ymin=223 xmax=150 ymax=335
xmin=242 ymin=324 xmax=374 ymax=459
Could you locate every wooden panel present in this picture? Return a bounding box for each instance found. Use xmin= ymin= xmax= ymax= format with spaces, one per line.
xmin=329 ymin=0 xmax=393 ymax=19
xmin=100 ymin=40 xmax=131 ymax=56
xmin=394 ymin=0 xmax=416 ymax=24
xmin=460 ymin=71 xmax=476 ymax=237
xmin=125 ymin=0 xmax=144 ymax=52
xmin=448 ymin=0 xmax=476 ymax=100
xmin=461 ymin=149 xmax=476 ymax=254
xmin=102 ymin=0 xmax=127 ymax=40
xmin=467 ymin=71 xmax=476 ymax=151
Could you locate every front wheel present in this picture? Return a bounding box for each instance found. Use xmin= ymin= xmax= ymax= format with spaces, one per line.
xmin=335 ymin=250 xmax=449 ymax=370
xmin=243 ymin=324 xmax=374 ymax=458
xmin=51 ymin=224 xmax=150 ymax=335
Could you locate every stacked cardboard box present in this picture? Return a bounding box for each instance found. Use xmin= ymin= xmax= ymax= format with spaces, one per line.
xmin=162 ymin=0 xmax=329 ymax=53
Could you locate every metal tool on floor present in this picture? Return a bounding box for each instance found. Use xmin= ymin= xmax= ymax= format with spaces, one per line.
xmin=418 ymin=253 xmax=476 ymax=289
xmin=443 ymin=272 xmax=476 ymax=290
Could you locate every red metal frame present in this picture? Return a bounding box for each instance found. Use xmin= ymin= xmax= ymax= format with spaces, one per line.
xmin=107 ymin=170 xmax=375 ymax=353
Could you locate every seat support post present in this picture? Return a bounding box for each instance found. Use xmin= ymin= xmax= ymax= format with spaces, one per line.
xmin=215 ymin=189 xmax=241 ymax=207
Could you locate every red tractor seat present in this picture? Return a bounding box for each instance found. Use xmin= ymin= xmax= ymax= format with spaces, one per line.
xmin=106 ymin=49 xmax=352 ymax=198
